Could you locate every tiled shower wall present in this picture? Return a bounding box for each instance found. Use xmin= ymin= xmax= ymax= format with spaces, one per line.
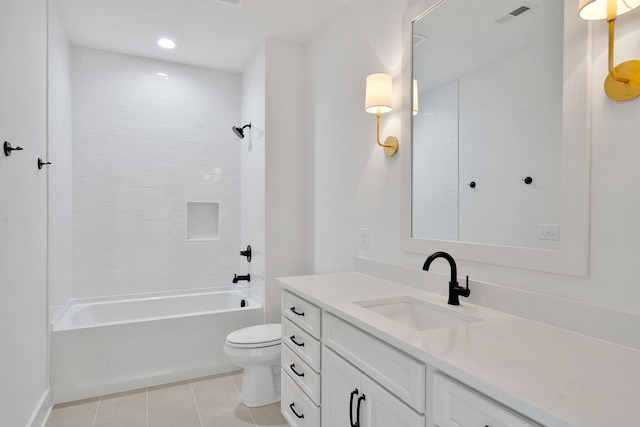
xmin=71 ymin=47 xmax=242 ymax=298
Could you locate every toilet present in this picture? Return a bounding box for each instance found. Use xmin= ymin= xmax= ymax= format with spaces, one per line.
xmin=223 ymin=323 xmax=282 ymax=407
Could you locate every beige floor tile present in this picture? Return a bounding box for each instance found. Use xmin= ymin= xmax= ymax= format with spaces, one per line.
xmin=249 ymin=403 xmax=289 ymax=427
xmin=229 ymin=370 xmax=244 ymax=392
xmin=46 ymin=398 xmax=99 ymax=427
xmin=148 ymin=405 xmax=201 ymax=427
xmin=201 ymin=404 xmax=255 ymax=427
xmin=148 ymin=390 xmax=197 ymax=413
xmin=191 ymin=374 xmax=242 ymax=416
xmin=148 ymin=380 xmax=192 ymax=400
xmin=94 ymin=413 xmax=147 ymax=427
xmin=94 ymin=389 xmax=147 ymax=424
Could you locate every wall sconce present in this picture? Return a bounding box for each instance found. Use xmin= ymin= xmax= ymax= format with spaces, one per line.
xmin=365 ymin=73 xmax=399 ymax=157
xmin=413 ymin=79 xmax=419 ymax=116
xmin=579 ymin=0 xmax=640 ymax=101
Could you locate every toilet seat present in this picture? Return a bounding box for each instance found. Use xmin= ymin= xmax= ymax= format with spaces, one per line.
xmin=225 ymin=323 xmax=281 ymax=349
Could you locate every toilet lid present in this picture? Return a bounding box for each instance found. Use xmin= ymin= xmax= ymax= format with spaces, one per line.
xmin=226 ymin=323 xmax=281 ymax=348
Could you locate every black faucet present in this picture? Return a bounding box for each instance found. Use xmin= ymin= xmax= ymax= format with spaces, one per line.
xmin=233 ymin=274 xmax=250 ymax=284
xmin=422 ymin=251 xmax=470 ymax=305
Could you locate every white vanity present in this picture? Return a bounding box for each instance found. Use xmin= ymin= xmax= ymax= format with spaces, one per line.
xmin=278 ymin=273 xmax=639 ymax=427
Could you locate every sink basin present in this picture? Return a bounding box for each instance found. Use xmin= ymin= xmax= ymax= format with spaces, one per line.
xmin=354 ymin=296 xmax=482 ymax=331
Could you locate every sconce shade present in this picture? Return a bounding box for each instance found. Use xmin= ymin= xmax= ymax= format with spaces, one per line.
xmin=413 ymin=79 xmax=419 ymax=116
xmin=365 ymin=73 xmax=393 ymax=113
xmin=578 ymin=0 xmax=640 ymax=20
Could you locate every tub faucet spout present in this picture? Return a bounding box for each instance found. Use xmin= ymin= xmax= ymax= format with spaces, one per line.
xmin=422 ymin=251 xmax=470 ymax=305
xmin=233 ymin=274 xmax=250 ymax=284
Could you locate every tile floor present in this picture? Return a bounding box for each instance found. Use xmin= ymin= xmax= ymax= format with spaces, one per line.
xmin=45 ymin=371 xmax=290 ymax=427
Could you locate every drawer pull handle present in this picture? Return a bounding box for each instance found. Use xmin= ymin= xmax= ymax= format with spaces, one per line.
xmin=289 ymin=402 xmax=304 ymax=419
xmin=289 ymin=363 xmax=305 ymax=377
xmin=349 ymin=389 xmax=359 ymax=427
xmin=290 ymin=335 xmax=305 ymax=347
xmin=356 ymin=394 xmax=366 ymax=427
xmin=290 ymin=306 xmax=305 ymax=316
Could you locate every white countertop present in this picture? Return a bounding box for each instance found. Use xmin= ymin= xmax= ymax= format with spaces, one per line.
xmin=277 ymin=272 xmax=640 ymax=427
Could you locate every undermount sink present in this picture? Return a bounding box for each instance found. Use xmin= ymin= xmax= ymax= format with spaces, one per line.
xmin=354 ymin=296 xmax=482 ymax=331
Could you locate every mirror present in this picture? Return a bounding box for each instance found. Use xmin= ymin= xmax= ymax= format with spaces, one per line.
xmin=412 ymin=0 xmax=563 ymax=250
xmin=401 ymin=0 xmax=590 ymax=276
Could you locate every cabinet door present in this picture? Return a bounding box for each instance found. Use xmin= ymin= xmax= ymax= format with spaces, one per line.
xmin=361 ymin=375 xmax=425 ymax=427
xmin=322 ymin=347 xmax=362 ymax=427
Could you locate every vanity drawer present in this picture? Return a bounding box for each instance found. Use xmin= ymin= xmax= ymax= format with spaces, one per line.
xmin=282 ymin=369 xmax=320 ymax=427
xmin=282 ymin=317 xmax=321 ymax=372
xmin=323 ymin=313 xmax=425 ymax=413
xmin=282 ymin=344 xmax=321 ymax=405
xmin=433 ymin=373 xmax=539 ymax=427
xmin=282 ymin=291 xmax=321 ymax=338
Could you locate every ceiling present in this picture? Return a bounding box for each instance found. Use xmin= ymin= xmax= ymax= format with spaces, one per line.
xmin=53 ymin=0 xmax=350 ymax=73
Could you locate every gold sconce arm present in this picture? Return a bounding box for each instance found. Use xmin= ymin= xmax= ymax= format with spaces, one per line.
xmin=375 ymin=109 xmax=399 ymax=157
xmin=607 ymin=19 xmax=630 ymax=83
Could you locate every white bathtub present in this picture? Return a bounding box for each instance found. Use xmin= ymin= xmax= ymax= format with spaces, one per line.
xmin=51 ymin=288 xmax=262 ymax=403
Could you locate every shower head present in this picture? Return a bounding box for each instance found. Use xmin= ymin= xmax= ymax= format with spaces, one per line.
xmin=232 ymin=123 xmax=251 ymax=139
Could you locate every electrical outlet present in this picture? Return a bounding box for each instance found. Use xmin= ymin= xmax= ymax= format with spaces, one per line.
xmin=537 ymin=224 xmax=560 ymax=240
xmin=360 ymin=228 xmax=369 ymax=250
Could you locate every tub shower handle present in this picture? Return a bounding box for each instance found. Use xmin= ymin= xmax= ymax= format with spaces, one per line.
xmin=289 ymin=363 xmax=305 ymax=377
xmin=290 ymin=306 xmax=305 ymax=316
xmin=289 ymin=403 xmax=304 ymax=419
xmin=289 ymin=335 xmax=305 ymax=347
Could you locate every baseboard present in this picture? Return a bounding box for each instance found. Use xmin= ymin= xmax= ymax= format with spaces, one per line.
xmin=27 ymin=388 xmax=52 ymax=427
xmin=54 ymin=362 xmax=238 ymax=404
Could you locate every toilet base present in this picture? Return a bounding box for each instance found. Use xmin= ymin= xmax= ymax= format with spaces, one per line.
xmin=240 ymin=365 xmax=281 ymax=407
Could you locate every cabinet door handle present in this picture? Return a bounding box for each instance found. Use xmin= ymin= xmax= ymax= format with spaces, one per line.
xmin=289 ymin=363 xmax=304 ymax=377
xmin=349 ymin=388 xmax=359 ymax=427
xmin=289 ymin=402 xmax=304 ymax=419
xmin=356 ymin=394 xmax=366 ymax=427
xmin=290 ymin=306 xmax=305 ymax=316
xmin=289 ymin=335 xmax=305 ymax=347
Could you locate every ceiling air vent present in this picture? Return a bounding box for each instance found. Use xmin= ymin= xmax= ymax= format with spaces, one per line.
xmin=210 ymin=0 xmax=244 ymax=7
xmin=495 ymin=3 xmax=533 ymax=24
xmin=509 ymin=5 xmax=531 ymax=16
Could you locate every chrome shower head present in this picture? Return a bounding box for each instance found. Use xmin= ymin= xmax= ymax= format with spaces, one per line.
xmin=232 ymin=123 xmax=251 ymax=139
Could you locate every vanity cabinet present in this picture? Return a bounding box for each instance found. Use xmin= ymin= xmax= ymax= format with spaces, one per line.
xmin=281 ymin=287 xmax=540 ymax=427
xmin=323 ymin=347 xmax=425 ymax=427
xmin=432 ymin=373 xmax=539 ymax=427
xmin=281 ymin=291 xmax=322 ymax=427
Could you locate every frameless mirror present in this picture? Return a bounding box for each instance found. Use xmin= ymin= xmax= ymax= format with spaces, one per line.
xmin=401 ymin=0 xmax=590 ymax=275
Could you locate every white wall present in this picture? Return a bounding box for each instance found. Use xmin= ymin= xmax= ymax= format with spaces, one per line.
xmin=264 ymin=39 xmax=308 ymax=323
xmin=71 ymin=47 xmax=241 ymax=297
xmin=307 ymin=0 xmax=640 ymax=342
xmin=48 ymin=1 xmax=73 ymax=321
xmin=240 ymin=44 xmax=266 ymax=306
xmin=0 ymin=0 xmax=50 ymax=425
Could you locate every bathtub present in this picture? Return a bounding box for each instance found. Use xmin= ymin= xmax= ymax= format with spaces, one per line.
xmin=51 ymin=288 xmax=262 ymax=403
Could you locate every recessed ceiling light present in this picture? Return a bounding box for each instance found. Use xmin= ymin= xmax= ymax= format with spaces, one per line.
xmin=156 ymin=38 xmax=177 ymax=49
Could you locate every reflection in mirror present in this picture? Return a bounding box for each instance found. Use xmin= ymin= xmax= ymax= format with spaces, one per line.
xmin=411 ymin=0 xmax=563 ymax=250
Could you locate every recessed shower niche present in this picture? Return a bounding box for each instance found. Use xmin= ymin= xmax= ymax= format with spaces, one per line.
xmin=187 ymin=201 xmax=220 ymax=241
